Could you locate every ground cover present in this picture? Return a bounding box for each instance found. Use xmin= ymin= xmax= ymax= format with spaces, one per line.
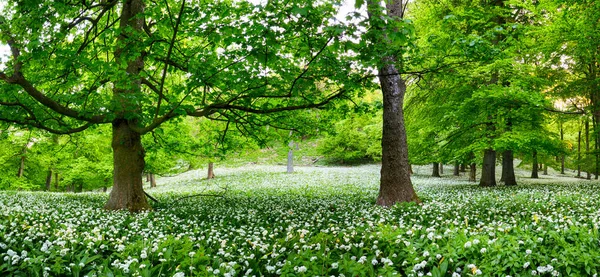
xmin=1 ymin=165 xmax=599 ymax=277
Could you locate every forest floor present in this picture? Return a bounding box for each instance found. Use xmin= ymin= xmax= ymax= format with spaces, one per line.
xmin=1 ymin=163 xmax=599 ymax=276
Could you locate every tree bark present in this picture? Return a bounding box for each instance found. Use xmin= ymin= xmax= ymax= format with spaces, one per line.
xmin=543 ymin=164 xmax=548 ymax=175
xmin=577 ymin=127 xmax=582 ymax=177
xmin=469 ymin=163 xmax=476 ymax=182
xmin=367 ymin=0 xmax=419 ymax=206
xmin=480 ymin=149 xmax=497 ymax=186
xmin=45 ymin=169 xmax=53 ymax=191
xmin=432 ymin=162 xmax=441 ymax=177
xmin=207 ymin=162 xmax=215 ymax=179
xmin=501 ymin=150 xmax=517 ymax=186
xmin=560 ymin=123 xmax=565 ymax=174
xmin=453 ymin=162 xmax=460 ymax=176
xmin=439 ymin=163 xmax=443 ymax=174
xmin=150 ymin=173 xmax=156 ymax=188
xmin=54 ymin=172 xmax=59 ymax=191
xmin=531 ymin=150 xmax=539 ymax=179
xmin=287 ymin=142 xmax=294 ymax=174
xmin=17 ymin=147 xmax=26 ymax=178
xmin=104 ymin=120 xmax=150 ymax=212
xmin=586 ymin=120 xmax=591 ymax=179
xmin=460 ymin=163 xmax=466 ymax=172
xmin=104 ymin=0 xmax=150 ymax=212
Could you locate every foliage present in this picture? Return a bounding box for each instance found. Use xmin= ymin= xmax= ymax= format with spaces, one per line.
xmin=1 ymin=165 xmax=599 ymax=276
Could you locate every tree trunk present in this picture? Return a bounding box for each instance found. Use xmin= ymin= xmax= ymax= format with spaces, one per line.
xmin=104 ymin=120 xmax=150 ymax=212
xmin=104 ymin=0 xmax=150 ymax=212
xmin=577 ymin=127 xmax=582 ymax=177
xmin=432 ymin=162 xmax=441 ymax=177
xmin=150 ymin=173 xmax=156 ymax=188
xmin=54 ymin=172 xmax=59 ymax=191
xmin=501 ymin=150 xmax=517 ymax=186
xmin=543 ymin=164 xmax=548 ymax=175
xmin=78 ymin=183 xmax=83 ymax=193
xmin=560 ymin=124 xmax=565 ymax=174
xmin=479 ymin=149 xmax=496 ymax=187
xmin=146 ymin=173 xmax=150 ymax=182
xmin=469 ymin=163 xmax=476 ymax=182
xmin=439 ymin=163 xmax=443 ymax=174
xmin=17 ymin=147 xmax=26 ymax=178
xmin=586 ymin=120 xmax=591 ymax=180
xmin=531 ymin=150 xmax=539 ymax=179
xmin=45 ymin=169 xmax=53 ymax=191
xmin=207 ymin=162 xmax=215 ymax=179
xmin=367 ymin=0 xmax=419 ymax=206
xmin=460 ymin=164 xmax=467 ymax=172
xmin=287 ymin=149 xmax=294 ymax=174
xmin=409 ymin=164 xmax=413 ymax=175
xmin=453 ymin=162 xmax=459 ymax=176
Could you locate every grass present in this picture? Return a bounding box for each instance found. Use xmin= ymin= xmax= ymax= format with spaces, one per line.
xmin=1 ymin=164 xmax=599 ymax=277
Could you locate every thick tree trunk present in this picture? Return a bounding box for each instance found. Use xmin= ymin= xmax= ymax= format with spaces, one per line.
xmin=531 ymin=150 xmax=539 ymax=179
xmin=104 ymin=0 xmax=149 ymax=212
xmin=367 ymin=0 xmax=419 ymax=206
xmin=501 ymin=150 xmax=517 ymax=186
xmin=469 ymin=163 xmax=476 ymax=182
xmin=480 ymin=149 xmax=496 ymax=186
xmin=104 ymin=120 xmax=150 ymax=212
xmin=577 ymin=128 xmax=582 ymax=177
xmin=432 ymin=162 xmax=441 ymax=177
xmin=45 ymin=169 xmax=52 ymax=191
xmin=207 ymin=162 xmax=215 ymax=179
xmin=453 ymin=162 xmax=460 ymax=176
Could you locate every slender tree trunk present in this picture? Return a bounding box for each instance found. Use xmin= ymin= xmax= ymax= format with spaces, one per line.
xmin=469 ymin=163 xmax=476 ymax=182
xmin=578 ymin=127 xmax=582 ymax=177
xmin=146 ymin=173 xmax=150 ymax=182
xmin=543 ymin=164 xmax=548 ymax=175
xmin=287 ymin=149 xmax=294 ymax=174
xmin=501 ymin=150 xmax=517 ymax=186
xmin=479 ymin=149 xmax=496 ymax=187
xmin=460 ymin=163 xmax=466 ymax=172
xmin=586 ymin=120 xmax=591 ymax=179
xmin=207 ymin=162 xmax=215 ymax=179
xmin=45 ymin=169 xmax=52 ymax=191
xmin=54 ymin=172 xmax=59 ymax=191
xmin=104 ymin=120 xmax=150 ymax=212
xmin=453 ymin=162 xmax=460 ymax=176
xmin=531 ymin=150 xmax=539 ymax=179
xmin=432 ymin=162 xmax=441 ymax=177
xmin=560 ymin=123 xmax=565 ymax=174
xmin=78 ymin=183 xmax=83 ymax=193
xmin=150 ymin=173 xmax=156 ymax=188
xmin=17 ymin=147 xmax=26 ymax=178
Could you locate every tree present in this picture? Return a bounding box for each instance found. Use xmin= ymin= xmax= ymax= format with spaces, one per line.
xmin=364 ymin=0 xmax=420 ymax=206
xmin=0 ymin=0 xmax=366 ymax=211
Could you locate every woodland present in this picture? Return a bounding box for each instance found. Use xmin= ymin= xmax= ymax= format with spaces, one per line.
xmin=0 ymin=0 xmax=599 ymax=276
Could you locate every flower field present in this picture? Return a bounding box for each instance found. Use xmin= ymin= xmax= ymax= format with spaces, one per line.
xmin=1 ymin=165 xmax=599 ymax=277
